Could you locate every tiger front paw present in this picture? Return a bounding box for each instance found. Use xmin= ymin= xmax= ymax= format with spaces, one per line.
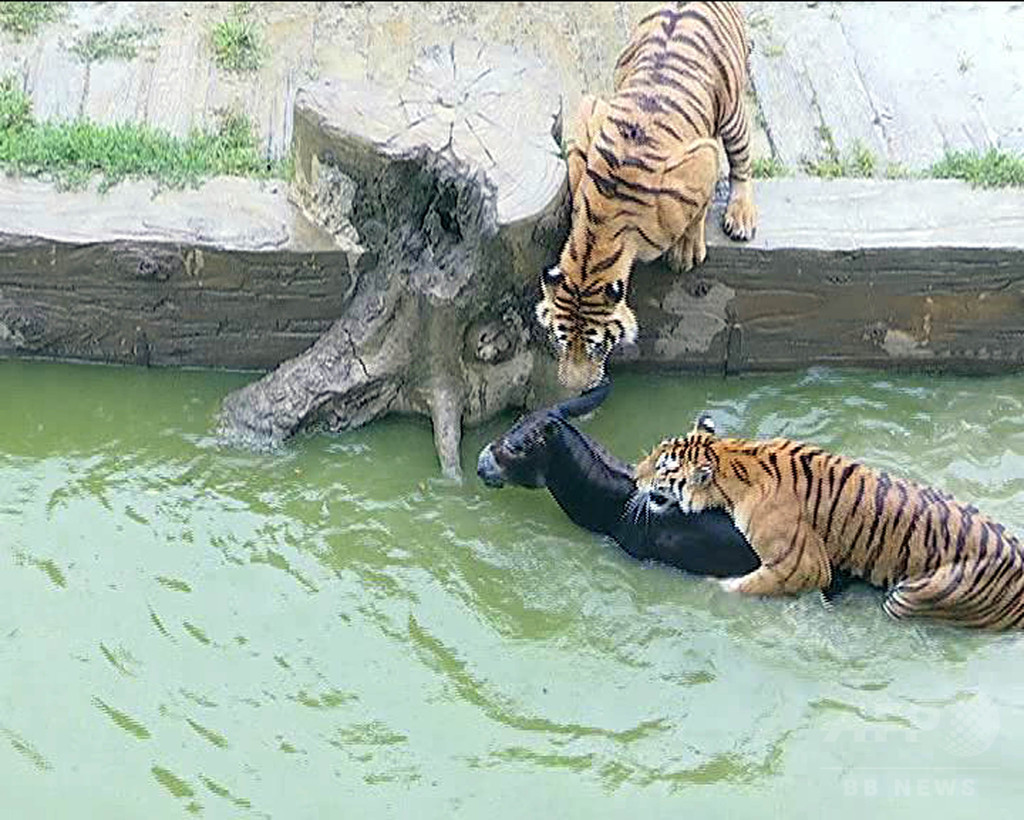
xmin=723 ymin=188 xmax=757 ymax=242
xmin=718 ymin=576 xmax=745 ymax=594
xmin=667 ymin=228 xmax=707 ymax=273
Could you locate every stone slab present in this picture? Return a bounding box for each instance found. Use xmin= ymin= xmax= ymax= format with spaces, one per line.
xmin=0 ymin=177 xmax=334 ymax=250
xmin=711 ymin=177 xmax=1024 ymax=251
xmin=0 ymin=177 xmax=347 ymax=368
xmin=746 ymin=2 xmax=888 ymax=168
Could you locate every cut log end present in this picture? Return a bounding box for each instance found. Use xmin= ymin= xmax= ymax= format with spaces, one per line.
xmin=218 ymin=37 xmax=567 ymax=473
xmin=402 ymin=40 xmax=566 ymax=227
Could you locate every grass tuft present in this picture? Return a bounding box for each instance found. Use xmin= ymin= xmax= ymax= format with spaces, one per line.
xmin=752 ymin=156 xmax=788 ymax=179
xmin=928 ymin=148 xmax=1024 ymax=189
xmin=884 ymin=162 xmax=912 ymax=180
xmin=70 ymin=24 xmax=160 ymax=63
xmin=847 ymin=140 xmax=876 ymax=177
xmin=0 ymin=1 xmax=65 ymax=38
xmin=211 ymin=3 xmax=263 ymax=73
xmin=0 ymin=75 xmax=31 ymax=132
xmin=803 ymin=130 xmax=878 ymax=180
xmin=0 ymin=76 xmax=288 ymax=192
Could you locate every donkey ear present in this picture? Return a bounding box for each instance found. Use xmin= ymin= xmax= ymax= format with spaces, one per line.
xmin=692 ymin=413 xmax=716 ymax=436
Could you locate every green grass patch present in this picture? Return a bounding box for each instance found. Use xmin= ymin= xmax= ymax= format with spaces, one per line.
xmin=846 ymin=140 xmax=876 ymax=177
xmin=0 ymin=76 xmax=31 ymax=131
xmin=0 ymin=76 xmax=288 ymax=191
xmin=884 ymin=162 xmax=912 ymax=180
xmin=928 ymin=148 xmax=1024 ymax=188
xmin=211 ymin=3 xmax=263 ymax=73
xmin=70 ymin=24 xmax=159 ymax=63
xmin=752 ymin=155 xmax=788 ymax=179
xmin=803 ymin=129 xmax=878 ymax=179
xmin=0 ymin=1 xmax=65 ymax=38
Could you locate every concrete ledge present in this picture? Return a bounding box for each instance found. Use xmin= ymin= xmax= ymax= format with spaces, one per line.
xmin=0 ymin=177 xmax=354 ymax=369
xmin=623 ymin=178 xmax=1024 ymax=376
xmin=717 ymin=178 xmax=1024 ymax=251
xmin=1 ymin=176 xmax=1022 ymax=374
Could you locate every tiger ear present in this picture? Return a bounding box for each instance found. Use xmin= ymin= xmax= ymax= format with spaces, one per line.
xmin=691 ymin=461 xmax=714 ymax=488
xmin=542 ymin=266 xmax=563 ymax=291
xmin=692 ymin=413 xmax=716 ymax=436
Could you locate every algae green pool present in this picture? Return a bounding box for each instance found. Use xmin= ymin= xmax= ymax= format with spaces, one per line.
xmin=2 ymin=360 xmax=1023 ymax=818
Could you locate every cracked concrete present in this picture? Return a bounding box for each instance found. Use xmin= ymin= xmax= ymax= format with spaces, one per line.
xmin=748 ymin=1 xmax=1024 ymax=171
xmin=6 ymin=3 xmax=1021 ymax=177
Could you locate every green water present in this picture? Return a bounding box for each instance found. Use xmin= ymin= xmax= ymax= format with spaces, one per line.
xmin=2 ymin=360 xmax=1023 ymax=818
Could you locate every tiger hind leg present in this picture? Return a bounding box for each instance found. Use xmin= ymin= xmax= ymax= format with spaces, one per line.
xmin=658 ymin=138 xmax=719 ymax=273
xmin=883 ymin=562 xmax=1024 ymax=629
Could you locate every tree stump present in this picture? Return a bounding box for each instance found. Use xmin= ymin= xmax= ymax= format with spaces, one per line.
xmin=217 ymin=39 xmax=567 ymax=478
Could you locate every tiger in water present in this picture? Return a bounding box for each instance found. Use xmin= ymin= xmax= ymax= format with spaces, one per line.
xmin=536 ymin=1 xmax=758 ymax=392
xmin=631 ymin=415 xmax=1024 ymax=630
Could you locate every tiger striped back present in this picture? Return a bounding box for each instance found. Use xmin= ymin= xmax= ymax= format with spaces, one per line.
xmin=537 ymin=2 xmax=758 ymax=393
xmin=633 ymin=417 xmax=1024 ymax=630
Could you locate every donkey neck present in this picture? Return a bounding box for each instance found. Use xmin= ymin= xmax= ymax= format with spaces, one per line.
xmin=544 ymin=418 xmax=634 ymax=535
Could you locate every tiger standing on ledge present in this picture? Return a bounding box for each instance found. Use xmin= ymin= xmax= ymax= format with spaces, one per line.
xmin=537 ymin=1 xmax=758 ymax=393
xmin=632 ymin=416 xmax=1024 ymax=630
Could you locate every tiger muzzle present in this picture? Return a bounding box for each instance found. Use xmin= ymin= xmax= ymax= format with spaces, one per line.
xmin=557 ymin=352 xmax=606 ymax=394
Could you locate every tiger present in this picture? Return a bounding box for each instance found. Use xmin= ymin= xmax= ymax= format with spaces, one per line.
xmin=631 ymin=414 xmax=1024 ymax=630
xmin=536 ymin=1 xmax=758 ymax=393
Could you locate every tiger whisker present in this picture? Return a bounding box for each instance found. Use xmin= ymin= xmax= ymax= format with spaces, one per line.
xmin=623 ymin=491 xmax=640 ymax=523
xmin=631 ymin=493 xmax=645 ymax=526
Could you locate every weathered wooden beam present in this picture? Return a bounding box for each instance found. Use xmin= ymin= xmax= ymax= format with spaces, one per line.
xmin=623 ymin=178 xmax=1024 ymax=376
xmin=2 ymin=177 xmax=1023 ymax=377
xmin=0 ymin=177 xmax=348 ymax=369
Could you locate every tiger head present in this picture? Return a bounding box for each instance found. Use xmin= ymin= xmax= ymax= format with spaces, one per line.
xmin=634 ymin=413 xmax=723 ymax=515
xmin=535 ymin=235 xmax=638 ymax=394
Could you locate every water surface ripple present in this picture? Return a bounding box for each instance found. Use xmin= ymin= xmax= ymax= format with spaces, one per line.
xmin=1 ymin=362 xmax=1022 ymax=817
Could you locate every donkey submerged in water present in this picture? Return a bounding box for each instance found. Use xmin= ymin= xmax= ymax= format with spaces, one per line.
xmin=476 ymin=381 xmax=761 ymax=578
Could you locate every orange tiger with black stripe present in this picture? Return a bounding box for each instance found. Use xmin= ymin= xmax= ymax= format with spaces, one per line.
xmin=632 ymin=415 xmax=1024 ymax=630
xmin=537 ymin=1 xmax=757 ymax=393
